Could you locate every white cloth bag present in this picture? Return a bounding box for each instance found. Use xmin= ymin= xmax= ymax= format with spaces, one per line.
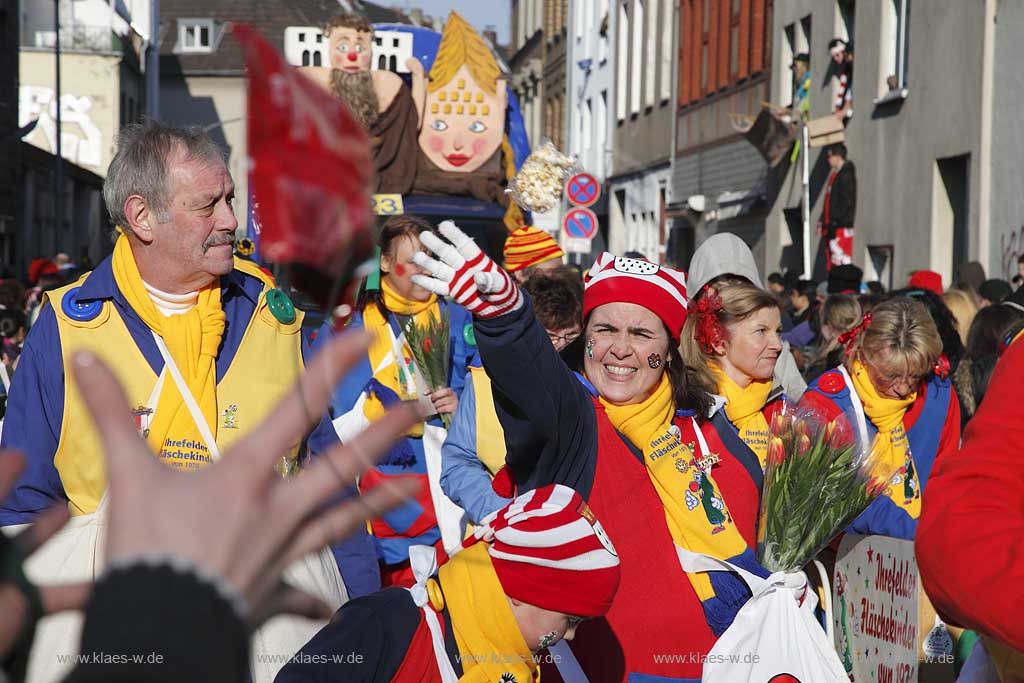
xmin=677 ymin=548 xmax=848 ymax=683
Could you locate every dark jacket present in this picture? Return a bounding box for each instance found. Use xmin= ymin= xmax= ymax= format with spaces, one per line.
xmin=821 ymin=161 xmax=856 ymax=232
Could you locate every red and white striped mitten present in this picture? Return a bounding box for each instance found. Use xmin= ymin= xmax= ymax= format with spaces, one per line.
xmin=411 ymin=221 xmax=523 ymax=319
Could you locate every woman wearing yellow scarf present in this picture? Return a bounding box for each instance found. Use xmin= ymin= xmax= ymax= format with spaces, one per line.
xmin=277 ymin=484 xmax=621 ymax=683
xmin=802 ymin=296 xmax=960 ymax=539
xmin=679 ymin=281 xmax=787 ymax=471
xmin=405 ymin=226 xmax=774 ymax=683
xmin=309 ymin=215 xmax=478 ymax=589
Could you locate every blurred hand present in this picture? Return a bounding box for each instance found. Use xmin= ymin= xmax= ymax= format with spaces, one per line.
xmin=0 ymin=453 xmax=91 ymax=660
xmin=426 ymin=387 xmax=458 ymax=416
xmin=72 ymin=330 xmax=424 ymax=627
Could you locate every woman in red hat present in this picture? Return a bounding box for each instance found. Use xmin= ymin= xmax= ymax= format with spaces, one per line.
xmin=409 ymin=222 xmax=771 ymax=683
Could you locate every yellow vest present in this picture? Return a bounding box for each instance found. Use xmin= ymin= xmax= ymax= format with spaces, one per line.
xmin=48 ymin=263 xmax=304 ymax=515
xmin=469 ymin=366 xmax=506 ymax=477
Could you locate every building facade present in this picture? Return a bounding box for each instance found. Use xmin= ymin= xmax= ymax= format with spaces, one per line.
xmin=543 ymin=0 xmax=568 ymax=151
xmin=668 ymin=0 xmax=775 ymax=270
xmin=13 ymin=0 xmax=147 ymax=276
xmin=766 ymin=0 xmax=1021 ymax=287
xmin=509 ymin=0 xmax=546 ymax=149
xmin=607 ymin=0 xmax=678 ymax=262
xmin=564 ymin=0 xmax=615 ymax=261
xmin=0 ymin=1 xmax=18 ymax=270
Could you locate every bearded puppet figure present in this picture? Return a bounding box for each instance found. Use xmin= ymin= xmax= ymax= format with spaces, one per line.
xmin=411 ymin=11 xmax=522 ymax=231
xmin=301 ymin=13 xmax=421 ymax=194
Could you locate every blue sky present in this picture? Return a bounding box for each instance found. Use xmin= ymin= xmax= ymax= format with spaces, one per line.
xmin=390 ymin=1 xmax=511 ymax=44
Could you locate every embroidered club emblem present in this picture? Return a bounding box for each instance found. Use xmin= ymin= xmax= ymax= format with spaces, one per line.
xmin=221 ymin=403 xmax=239 ymax=429
xmin=131 ymin=406 xmax=153 ymax=438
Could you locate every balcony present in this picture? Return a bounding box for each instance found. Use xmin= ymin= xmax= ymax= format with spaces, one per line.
xmin=23 ymin=24 xmax=115 ymax=53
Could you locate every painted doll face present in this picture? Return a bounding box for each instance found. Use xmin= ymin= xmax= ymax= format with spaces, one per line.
xmin=418 ymin=65 xmax=507 ymax=173
xmin=329 ymin=26 xmax=373 ymax=72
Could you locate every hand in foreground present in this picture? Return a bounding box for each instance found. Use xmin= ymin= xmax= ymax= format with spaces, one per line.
xmin=72 ymin=330 xmax=424 ymax=626
xmin=411 ymin=221 xmax=523 ymax=319
xmin=0 ymin=453 xmax=91 ymax=662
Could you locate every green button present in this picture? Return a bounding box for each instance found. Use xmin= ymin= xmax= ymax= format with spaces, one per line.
xmin=266 ymin=287 xmax=296 ymax=324
xmin=463 ymin=323 xmax=476 ymax=347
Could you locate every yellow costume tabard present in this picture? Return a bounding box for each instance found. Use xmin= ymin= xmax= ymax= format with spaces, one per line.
xmin=47 ymin=259 xmax=304 ymax=516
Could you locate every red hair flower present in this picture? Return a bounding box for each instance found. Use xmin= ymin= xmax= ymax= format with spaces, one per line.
xmin=692 ymin=287 xmax=728 ymax=354
xmin=838 ymin=311 xmax=873 ymax=353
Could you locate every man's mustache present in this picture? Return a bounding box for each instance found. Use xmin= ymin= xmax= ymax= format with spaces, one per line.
xmin=203 ymin=233 xmax=236 ymax=252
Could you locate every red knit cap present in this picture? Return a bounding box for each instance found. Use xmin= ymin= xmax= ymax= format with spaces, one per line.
xmin=466 ymin=485 xmax=621 ymax=618
xmin=503 ymin=226 xmax=565 ymax=272
xmin=582 ymin=252 xmax=689 ymax=342
xmin=908 ymin=270 xmax=943 ymax=296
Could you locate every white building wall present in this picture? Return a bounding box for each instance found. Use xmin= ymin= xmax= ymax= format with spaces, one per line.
xmin=566 ymin=0 xmax=614 ymax=180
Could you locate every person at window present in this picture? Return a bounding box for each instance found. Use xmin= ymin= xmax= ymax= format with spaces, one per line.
xmin=790 ymin=52 xmax=811 ymax=118
xmin=817 ymin=143 xmax=857 ymax=270
xmin=829 ymin=38 xmax=853 ymax=122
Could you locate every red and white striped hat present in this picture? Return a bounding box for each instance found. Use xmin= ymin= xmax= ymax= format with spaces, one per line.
xmin=466 ymin=484 xmax=621 ymax=618
xmin=583 ymin=252 xmax=689 ymax=341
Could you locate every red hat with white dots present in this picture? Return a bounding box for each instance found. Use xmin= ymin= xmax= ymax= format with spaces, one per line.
xmin=582 ymin=252 xmax=689 ymax=342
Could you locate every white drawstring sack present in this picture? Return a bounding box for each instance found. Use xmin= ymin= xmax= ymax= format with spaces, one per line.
xmin=678 ymin=549 xmax=848 ymax=683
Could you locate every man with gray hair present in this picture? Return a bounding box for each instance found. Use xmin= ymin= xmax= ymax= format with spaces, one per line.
xmin=0 ymin=119 xmax=378 ymax=598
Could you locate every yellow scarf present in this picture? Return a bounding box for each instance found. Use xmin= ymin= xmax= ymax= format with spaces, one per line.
xmin=439 ymin=542 xmax=539 ymax=683
xmin=709 ymin=362 xmax=772 ymax=468
xmin=361 ymin=280 xmax=439 ymax=436
xmin=600 ymin=376 xmax=749 ymax=605
xmin=111 ymin=235 xmax=226 ymax=466
xmin=850 ymin=360 xmax=921 ymax=518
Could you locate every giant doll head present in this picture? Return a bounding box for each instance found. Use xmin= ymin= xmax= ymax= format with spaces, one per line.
xmin=419 ymin=12 xmax=507 ymax=173
xmin=324 ymin=13 xmax=378 ymax=128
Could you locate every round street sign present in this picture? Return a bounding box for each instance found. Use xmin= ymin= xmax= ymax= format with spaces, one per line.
xmin=565 ymin=172 xmax=601 ymax=207
xmin=562 ymin=207 xmax=599 ymax=240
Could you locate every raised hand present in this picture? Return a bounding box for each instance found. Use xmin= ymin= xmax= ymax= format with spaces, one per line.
xmin=71 ymin=331 xmax=423 ymax=627
xmin=411 ymin=220 xmax=523 ymax=319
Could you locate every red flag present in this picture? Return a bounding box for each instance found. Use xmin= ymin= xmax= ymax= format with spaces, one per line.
xmin=231 ymin=24 xmax=374 ymax=277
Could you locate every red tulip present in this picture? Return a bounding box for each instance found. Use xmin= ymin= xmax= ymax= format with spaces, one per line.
xmin=797 ymin=434 xmax=811 ymax=457
xmin=767 ymin=436 xmax=786 ymax=466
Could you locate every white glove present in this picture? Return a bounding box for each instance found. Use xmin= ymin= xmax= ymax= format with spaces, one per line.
xmin=411 ymin=221 xmax=524 ymax=319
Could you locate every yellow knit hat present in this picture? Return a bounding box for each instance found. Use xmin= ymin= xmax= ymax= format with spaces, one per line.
xmin=502 ymin=226 xmax=564 ymax=272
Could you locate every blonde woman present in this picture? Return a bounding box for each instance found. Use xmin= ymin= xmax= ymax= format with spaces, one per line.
xmin=803 ymin=295 xmax=861 ymax=382
xmin=803 ymin=297 xmax=961 ymax=539
xmin=679 ymin=281 xmax=787 ymax=472
xmin=943 ymin=288 xmax=977 ymax=346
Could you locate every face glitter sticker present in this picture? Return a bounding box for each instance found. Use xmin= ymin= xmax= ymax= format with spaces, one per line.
xmin=647 ymin=353 xmax=662 ymax=369
xmin=586 ymin=338 xmax=595 ymax=359
xmin=538 ymin=631 xmax=559 ymax=649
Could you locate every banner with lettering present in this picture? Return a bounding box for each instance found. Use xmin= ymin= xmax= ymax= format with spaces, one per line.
xmin=833 ymin=534 xmax=957 ymax=683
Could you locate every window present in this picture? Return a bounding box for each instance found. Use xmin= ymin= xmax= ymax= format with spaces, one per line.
xmin=302 ymin=50 xmax=310 ymax=66
xmin=178 ymin=19 xmax=214 ymax=53
xmin=313 ymin=52 xmax=322 ymax=66
xmin=583 ymin=97 xmax=593 ymax=165
xmin=584 ymin=0 xmax=594 ymax=57
xmin=598 ymin=0 xmax=611 ymax=63
xmin=617 ymin=1 xmax=629 ymax=120
xmin=644 ymin=0 xmax=657 ymax=108
xmin=298 ymin=32 xmax=306 ymax=42
xmin=835 ymin=0 xmax=855 ymax=43
xmin=779 ymin=22 xmax=796 ymax=106
xmin=659 ymin=0 xmax=672 ymax=101
xmin=876 ymin=0 xmax=910 ymax=102
xmin=631 ymin=0 xmax=643 ymax=114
